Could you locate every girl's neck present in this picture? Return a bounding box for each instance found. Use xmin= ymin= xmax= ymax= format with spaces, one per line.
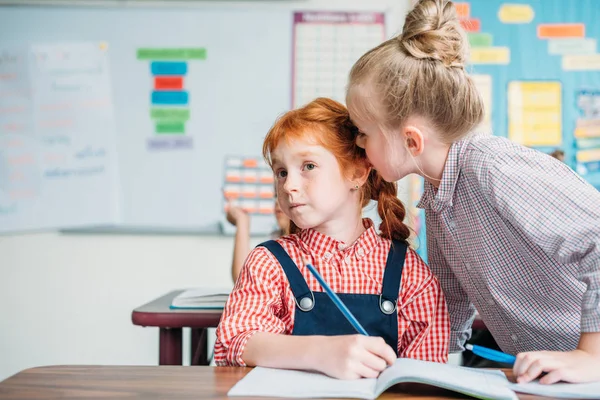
xmin=313 ymin=212 xmax=366 ymax=246
xmin=416 ymin=139 xmax=452 ymax=189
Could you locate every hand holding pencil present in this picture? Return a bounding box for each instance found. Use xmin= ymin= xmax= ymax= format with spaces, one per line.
xmin=301 ymin=256 xmax=397 ymax=380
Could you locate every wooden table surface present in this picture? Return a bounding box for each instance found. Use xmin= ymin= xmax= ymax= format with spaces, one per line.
xmin=0 ymin=365 xmax=544 ymax=400
xmin=131 ymin=290 xmax=223 ymax=365
xmin=131 ymin=290 xmax=223 ymax=328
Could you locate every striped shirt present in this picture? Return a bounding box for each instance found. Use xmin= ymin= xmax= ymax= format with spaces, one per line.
xmin=214 ymin=219 xmax=450 ymax=366
xmin=418 ymin=134 xmax=600 ymax=354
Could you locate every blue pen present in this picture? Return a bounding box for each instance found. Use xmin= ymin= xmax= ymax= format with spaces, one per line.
xmin=304 ymin=261 xmax=369 ymax=336
xmin=465 ymin=344 xmax=516 ymax=365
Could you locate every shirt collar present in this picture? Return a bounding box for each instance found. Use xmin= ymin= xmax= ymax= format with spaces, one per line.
xmin=296 ymin=218 xmax=380 ymax=259
xmin=417 ymin=138 xmax=468 ymax=212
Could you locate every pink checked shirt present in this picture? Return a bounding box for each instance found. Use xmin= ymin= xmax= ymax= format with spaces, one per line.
xmin=214 ymin=219 xmax=450 ymax=366
xmin=419 ymin=134 xmax=600 ymax=354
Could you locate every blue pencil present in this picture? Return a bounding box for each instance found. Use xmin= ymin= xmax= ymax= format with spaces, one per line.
xmin=465 ymin=344 xmax=516 ymax=365
xmin=304 ymin=262 xmax=369 ymax=336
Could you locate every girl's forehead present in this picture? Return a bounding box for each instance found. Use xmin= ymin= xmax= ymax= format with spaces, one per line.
xmin=271 ymin=138 xmax=333 ymax=165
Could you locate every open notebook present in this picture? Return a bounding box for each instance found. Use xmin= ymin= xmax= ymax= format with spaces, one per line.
xmin=228 ymin=358 xmax=517 ymax=400
xmin=169 ymin=287 xmax=231 ymax=309
xmin=228 ymin=358 xmax=600 ymax=399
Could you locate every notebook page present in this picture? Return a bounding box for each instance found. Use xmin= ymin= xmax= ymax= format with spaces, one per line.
xmin=509 ymin=380 xmax=600 ymax=399
xmin=374 ymin=358 xmax=518 ymax=400
xmin=171 ymin=287 xmax=231 ymax=307
xmin=228 ymin=366 xmax=377 ymax=398
xmin=175 ymin=287 xmax=231 ymax=300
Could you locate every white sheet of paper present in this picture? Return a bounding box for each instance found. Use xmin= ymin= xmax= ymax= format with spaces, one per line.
xmin=509 ymin=380 xmax=600 ymax=399
xmin=228 ymin=367 xmax=376 ymax=399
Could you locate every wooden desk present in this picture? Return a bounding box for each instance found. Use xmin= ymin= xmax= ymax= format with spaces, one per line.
xmin=131 ymin=290 xmax=222 ymax=366
xmin=0 ymin=366 xmax=542 ymax=400
xmin=132 ymin=291 xmax=490 ymax=367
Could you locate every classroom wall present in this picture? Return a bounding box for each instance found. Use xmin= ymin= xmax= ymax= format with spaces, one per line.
xmin=0 ymin=0 xmax=412 ymax=381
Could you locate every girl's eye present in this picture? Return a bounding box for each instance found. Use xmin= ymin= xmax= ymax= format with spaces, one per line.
xmin=357 ymin=131 xmax=367 ymax=138
xmin=304 ymin=163 xmax=316 ymax=171
xmin=276 ymin=170 xmax=287 ymax=178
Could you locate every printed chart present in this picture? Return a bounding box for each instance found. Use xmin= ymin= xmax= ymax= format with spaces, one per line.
xmin=137 ymin=48 xmax=206 ymax=151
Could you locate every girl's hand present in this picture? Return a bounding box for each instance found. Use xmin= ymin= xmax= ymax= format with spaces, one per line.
xmin=313 ymin=335 xmax=397 ymax=379
xmin=226 ymin=202 xmax=249 ymax=227
xmin=514 ymin=349 xmax=600 ymax=384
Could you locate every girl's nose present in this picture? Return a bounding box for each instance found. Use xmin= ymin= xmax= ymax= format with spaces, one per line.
xmin=282 ymin=173 xmax=300 ymax=193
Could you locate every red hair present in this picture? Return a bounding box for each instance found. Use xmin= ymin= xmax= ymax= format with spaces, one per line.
xmin=263 ymin=98 xmax=410 ymax=242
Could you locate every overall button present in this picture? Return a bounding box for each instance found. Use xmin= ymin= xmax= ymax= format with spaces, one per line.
xmin=381 ymin=300 xmax=395 ymax=313
xmin=299 ymin=297 xmax=313 ymax=311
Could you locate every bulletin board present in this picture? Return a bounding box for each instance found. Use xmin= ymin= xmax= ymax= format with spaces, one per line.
xmin=461 ymin=0 xmax=600 ymax=189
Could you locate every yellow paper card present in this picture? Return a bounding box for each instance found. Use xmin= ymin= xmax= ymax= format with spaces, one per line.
xmin=470 ymin=47 xmax=510 ymax=64
xmin=498 ymin=4 xmax=534 ymax=24
xmin=508 ymin=81 xmax=562 ymax=146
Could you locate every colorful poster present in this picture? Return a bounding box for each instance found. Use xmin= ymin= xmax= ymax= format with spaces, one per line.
xmin=292 ymin=12 xmax=385 ymax=108
xmin=221 ymin=155 xmax=277 ymax=236
xmin=507 ymin=81 xmax=562 ymax=146
xmin=136 ymin=48 xmax=206 ymax=151
xmin=574 ymin=90 xmax=600 ymax=189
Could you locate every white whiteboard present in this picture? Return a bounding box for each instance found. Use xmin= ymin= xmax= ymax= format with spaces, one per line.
xmin=0 ymin=4 xmax=396 ymax=235
xmin=0 ymin=41 xmax=120 ymax=233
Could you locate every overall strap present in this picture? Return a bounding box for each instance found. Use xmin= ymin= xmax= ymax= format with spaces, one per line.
xmin=258 ymin=240 xmax=314 ymax=311
xmin=380 ymin=240 xmax=408 ymax=314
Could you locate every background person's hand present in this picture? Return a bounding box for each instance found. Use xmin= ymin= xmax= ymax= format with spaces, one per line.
xmin=513 ymin=349 xmax=600 ymax=384
xmin=226 ymin=201 xmax=249 ymax=227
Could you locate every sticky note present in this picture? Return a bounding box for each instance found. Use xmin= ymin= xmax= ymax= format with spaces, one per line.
xmin=562 ymin=54 xmax=600 ymax=71
xmin=498 ymin=4 xmax=534 ymax=24
xmin=470 ymin=47 xmax=510 ymax=64
xmin=538 ymin=23 xmax=585 ymax=39
xmin=548 ymin=38 xmax=596 ymax=55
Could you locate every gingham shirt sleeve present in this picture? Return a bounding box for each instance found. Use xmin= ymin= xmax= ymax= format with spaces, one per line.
xmin=398 ymin=249 xmax=451 ymax=362
xmin=484 ymin=154 xmax=600 ymax=332
xmin=425 ymin=218 xmax=477 ymax=353
xmin=213 ymin=247 xmax=287 ymax=366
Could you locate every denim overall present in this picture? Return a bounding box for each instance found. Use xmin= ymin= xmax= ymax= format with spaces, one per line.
xmin=259 ymin=240 xmax=407 ymax=350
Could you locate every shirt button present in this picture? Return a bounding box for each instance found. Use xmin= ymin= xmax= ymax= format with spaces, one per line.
xmin=324 ymin=252 xmax=332 ymax=260
xmin=344 ymin=256 xmax=351 ymax=265
xmin=511 ymin=334 xmax=518 ymax=341
xmin=487 ymin=299 xmax=494 ymax=305
xmin=464 ymin=263 xmax=471 ymax=270
xmin=357 ymin=248 xmax=365 ymax=257
xmin=338 ymin=243 xmax=346 ymax=250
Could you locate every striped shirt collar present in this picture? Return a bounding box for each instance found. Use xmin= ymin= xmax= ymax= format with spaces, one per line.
xmin=296 ymin=218 xmax=381 ymax=258
xmin=418 ymin=138 xmax=470 ymax=213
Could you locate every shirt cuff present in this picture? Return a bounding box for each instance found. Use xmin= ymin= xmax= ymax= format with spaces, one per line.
xmin=581 ymin=289 xmax=600 ymax=332
xmin=228 ymin=330 xmax=260 ymax=366
xmin=449 ymin=329 xmax=472 ymax=353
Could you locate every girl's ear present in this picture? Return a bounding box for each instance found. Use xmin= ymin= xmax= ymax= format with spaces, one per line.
xmin=350 ymin=161 xmax=371 ymax=188
xmin=402 ymin=124 xmax=425 ymax=157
